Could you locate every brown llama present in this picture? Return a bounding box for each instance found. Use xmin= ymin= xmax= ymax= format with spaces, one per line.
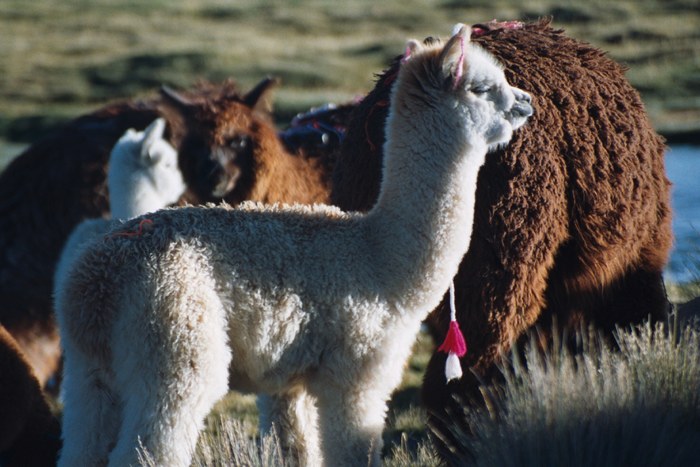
xmin=0 ymin=77 xmax=336 ymax=389
xmin=330 ymin=19 xmax=672 ymax=456
xmin=0 ymin=324 xmax=61 ymax=466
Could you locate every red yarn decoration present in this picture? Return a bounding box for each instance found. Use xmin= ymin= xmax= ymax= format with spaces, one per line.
xmin=109 ymin=218 xmax=153 ymax=238
xmin=437 ymin=320 xmax=467 ymax=357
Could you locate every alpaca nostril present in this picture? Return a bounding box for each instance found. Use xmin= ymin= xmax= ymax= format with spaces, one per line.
xmin=517 ymin=102 xmax=534 ymax=117
xmin=513 ymin=88 xmax=532 ymax=105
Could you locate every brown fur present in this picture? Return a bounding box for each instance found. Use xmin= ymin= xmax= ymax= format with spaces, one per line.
xmin=330 ymin=19 xmax=672 ymax=454
xmin=0 ymin=325 xmax=60 ymax=466
xmin=0 ymin=78 xmax=334 ymax=389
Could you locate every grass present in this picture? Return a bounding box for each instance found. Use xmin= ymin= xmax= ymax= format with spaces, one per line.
xmin=455 ymin=319 xmax=700 ymax=466
xmin=1 ymin=0 xmax=699 ymax=147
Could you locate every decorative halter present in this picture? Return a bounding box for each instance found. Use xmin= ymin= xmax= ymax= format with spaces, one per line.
xmin=437 ymin=281 xmax=467 ymax=382
xmin=108 ymin=218 xmax=153 ymax=238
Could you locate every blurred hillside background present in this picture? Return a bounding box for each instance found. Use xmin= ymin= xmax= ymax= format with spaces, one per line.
xmin=1 ymin=0 xmax=699 ymax=160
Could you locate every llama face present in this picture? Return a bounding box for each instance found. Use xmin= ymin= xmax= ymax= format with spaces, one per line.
xmin=454 ymin=40 xmax=532 ymax=151
xmin=176 ymin=102 xmax=257 ymax=202
xmin=160 ymin=78 xmax=278 ymax=204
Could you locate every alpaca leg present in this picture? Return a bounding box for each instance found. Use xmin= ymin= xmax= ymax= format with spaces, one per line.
xmin=315 ymin=387 xmax=387 ymax=467
xmin=58 ymin=349 xmax=120 ymax=467
xmin=106 ymin=298 xmax=231 ymax=466
xmin=536 ymin=262 xmax=671 ymax=346
xmin=106 ymin=349 xmax=230 ymax=467
xmin=257 ymin=388 xmax=321 ymax=466
xmin=592 ymin=268 xmax=670 ymax=331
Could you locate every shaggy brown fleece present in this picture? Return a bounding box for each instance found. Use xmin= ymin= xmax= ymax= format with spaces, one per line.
xmin=0 ymin=325 xmax=60 ymax=466
xmin=331 ymin=19 xmax=672 ymax=455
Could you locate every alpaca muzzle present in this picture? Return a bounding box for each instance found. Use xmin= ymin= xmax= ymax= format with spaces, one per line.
xmin=509 ymin=89 xmax=533 ymax=129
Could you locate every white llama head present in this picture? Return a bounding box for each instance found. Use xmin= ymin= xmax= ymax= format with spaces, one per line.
xmin=108 ymin=118 xmax=186 ymax=219
xmin=400 ymin=24 xmax=533 ymax=153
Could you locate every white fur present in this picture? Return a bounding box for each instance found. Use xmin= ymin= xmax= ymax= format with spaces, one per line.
xmin=108 ymin=118 xmax=185 ymax=220
xmin=54 ymin=118 xmax=186 ymax=309
xmin=55 ymin=26 xmax=532 ymax=467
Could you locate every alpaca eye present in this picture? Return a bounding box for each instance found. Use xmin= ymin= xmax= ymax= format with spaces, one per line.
xmin=472 ymin=85 xmax=492 ymax=95
xmin=229 ymin=135 xmax=249 ymax=151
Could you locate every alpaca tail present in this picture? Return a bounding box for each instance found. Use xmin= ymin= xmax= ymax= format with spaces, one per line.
xmin=53 ymin=227 xmax=124 ymax=363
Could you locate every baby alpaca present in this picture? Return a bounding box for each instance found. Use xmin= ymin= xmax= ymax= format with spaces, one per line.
xmin=54 ymin=118 xmax=186 ymax=289
xmin=55 ymin=26 xmax=532 ymax=467
xmin=106 ymin=117 xmax=185 ymax=221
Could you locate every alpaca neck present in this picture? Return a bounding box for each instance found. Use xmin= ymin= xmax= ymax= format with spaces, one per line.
xmin=365 ymin=102 xmax=487 ymax=313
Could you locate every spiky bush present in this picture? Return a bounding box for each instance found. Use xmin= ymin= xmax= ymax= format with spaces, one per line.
xmin=138 ymin=418 xmax=289 ymax=467
xmin=445 ymin=320 xmax=700 ymax=466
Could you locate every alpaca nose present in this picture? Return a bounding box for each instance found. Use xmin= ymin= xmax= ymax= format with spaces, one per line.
xmin=512 ymin=87 xmax=531 ymax=103
xmin=512 ymin=89 xmax=533 ymax=118
xmin=513 ymin=101 xmax=534 ymax=118
xmin=517 ymin=91 xmax=532 ymax=104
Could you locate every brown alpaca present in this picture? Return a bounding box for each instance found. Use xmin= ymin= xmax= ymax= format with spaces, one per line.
xmin=331 ymin=19 xmax=672 ymax=454
xmin=0 ymin=325 xmax=61 ymax=466
xmin=0 ymin=78 xmax=335 ymax=388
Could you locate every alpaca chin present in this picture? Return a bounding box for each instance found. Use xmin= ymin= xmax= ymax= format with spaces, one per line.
xmin=485 ymin=123 xmax=514 ymax=152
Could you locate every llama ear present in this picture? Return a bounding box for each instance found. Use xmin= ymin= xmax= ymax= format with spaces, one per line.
xmin=439 ymin=24 xmax=471 ymax=88
xmin=403 ymin=39 xmax=421 ymax=62
xmin=243 ymin=76 xmax=281 ymax=114
xmin=140 ymin=118 xmax=167 ymax=164
xmin=160 ymin=85 xmax=195 ymax=113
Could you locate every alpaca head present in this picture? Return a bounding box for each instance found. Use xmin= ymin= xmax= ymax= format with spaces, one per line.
xmin=108 ymin=118 xmax=186 ymax=219
xmin=159 ymin=77 xmax=280 ymax=204
xmin=397 ymin=24 xmax=533 ymax=153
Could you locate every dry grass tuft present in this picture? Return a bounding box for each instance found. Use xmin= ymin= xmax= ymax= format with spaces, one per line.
xmin=444 ymin=320 xmax=700 ymax=466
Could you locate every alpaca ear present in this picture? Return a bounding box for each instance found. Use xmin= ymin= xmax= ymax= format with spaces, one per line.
xmin=243 ymin=76 xmax=280 ymax=114
xmin=439 ymin=24 xmax=471 ymax=88
xmin=141 ymin=118 xmax=167 ymax=164
xmin=160 ymin=85 xmax=194 ymax=113
xmin=404 ymin=39 xmax=421 ymax=62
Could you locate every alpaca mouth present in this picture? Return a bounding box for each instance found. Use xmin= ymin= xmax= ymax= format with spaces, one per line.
xmin=485 ymin=121 xmax=514 ymax=151
xmin=211 ymin=172 xmax=239 ymax=198
xmin=509 ymin=88 xmax=534 ymax=130
xmin=508 ymin=104 xmax=533 ymax=132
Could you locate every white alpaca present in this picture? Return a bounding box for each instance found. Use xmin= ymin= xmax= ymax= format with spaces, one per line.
xmin=54 ymin=118 xmax=185 ymax=299
xmin=55 ymin=25 xmax=532 ymax=467
xmin=107 ymin=118 xmax=185 ymax=220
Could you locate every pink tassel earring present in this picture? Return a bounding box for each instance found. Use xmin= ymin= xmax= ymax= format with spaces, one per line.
xmin=437 ymin=281 xmax=467 ymax=382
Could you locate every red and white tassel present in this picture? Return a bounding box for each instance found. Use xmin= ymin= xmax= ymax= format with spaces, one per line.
xmin=437 ymin=281 xmax=467 ymax=382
